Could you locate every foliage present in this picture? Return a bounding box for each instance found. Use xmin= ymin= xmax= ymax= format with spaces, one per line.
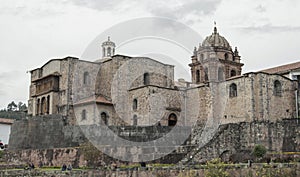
xmin=0 ymin=151 xmax=3 ymax=158
xmin=253 ymin=144 xmax=267 ymax=158
xmin=204 ymin=158 xmax=229 ymax=177
xmin=7 ymin=101 xmax=17 ymax=111
xmin=79 ymin=141 xmax=102 ymax=168
xmin=0 ymin=101 xmax=27 ymax=120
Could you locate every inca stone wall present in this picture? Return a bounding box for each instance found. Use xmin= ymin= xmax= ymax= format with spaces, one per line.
xmin=185 ymin=119 xmax=300 ymax=164
xmin=8 ymin=115 xmax=87 ymax=150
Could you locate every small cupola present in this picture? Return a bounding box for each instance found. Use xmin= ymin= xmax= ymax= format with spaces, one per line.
xmin=101 ymin=36 xmax=116 ymax=58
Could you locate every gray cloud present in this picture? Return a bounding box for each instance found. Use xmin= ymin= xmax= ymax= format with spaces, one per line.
xmin=69 ymin=0 xmax=129 ymax=11
xmin=69 ymin=0 xmax=222 ymax=23
xmin=255 ymin=4 xmax=266 ymax=13
xmin=0 ymin=1 xmax=65 ymax=17
xmin=238 ymin=24 xmax=300 ymax=33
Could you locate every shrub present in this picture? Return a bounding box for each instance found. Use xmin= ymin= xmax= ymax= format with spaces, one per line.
xmin=253 ymin=144 xmax=267 ymax=159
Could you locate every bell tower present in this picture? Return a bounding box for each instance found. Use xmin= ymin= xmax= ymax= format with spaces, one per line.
xmin=189 ymin=25 xmax=243 ymax=84
xmin=102 ymin=36 xmax=116 ymax=59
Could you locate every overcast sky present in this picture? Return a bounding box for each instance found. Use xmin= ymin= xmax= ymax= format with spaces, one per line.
xmin=0 ymin=0 xmax=300 ymax=109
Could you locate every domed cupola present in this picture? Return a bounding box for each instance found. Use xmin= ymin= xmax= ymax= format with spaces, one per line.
xmin=101 ymin=36 xmax=116 ymax=58
xmin=189 ymin=23 xmax=244 ymax=84
xmin=202 ymin=26 xmax=231 ymax=50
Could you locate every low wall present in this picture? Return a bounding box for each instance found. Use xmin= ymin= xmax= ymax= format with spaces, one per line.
xmin=0 ymin=164 xmax=299 ymax=177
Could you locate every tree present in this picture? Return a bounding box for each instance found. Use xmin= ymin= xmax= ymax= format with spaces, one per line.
xmin=17 ymin=102 xmax=27 ymax=111
xmin=7 ymin=101 xmax=17 ymax=111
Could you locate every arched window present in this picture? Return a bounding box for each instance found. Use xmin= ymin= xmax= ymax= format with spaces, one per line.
xmin=107 ymin=47 xmax=111 ymax=56
xmin=83 ymin=72 xmax=89 ymax=85
xmin=224 ymin=53 xmax=228 ymax=60
xmin=101 ymin=112 xmax=108 ymax=125
xmin=102 ymin=48 xmax=106 ymax=57
xmin=274 ymin=80 xmax=282 ymax=96
xmin=218 ymin=67 xmax=224 ymax=81
xmin=196 ymin=70 xmax=200 ymax=83
xmin=36 ymin=98 xmax=40 ymax=115
xmin=46 ymin=95 xmax=50 ymax=114
xmin=168 ymin=113 xmax=177 ymax=126
xmin=204 ymin=68 xmax=208 ymax=82
xmin=133 ymin=99 xmax=138 ymax=110
xmin=229 ymin=83 xmax=237 ymax=97
xmin=41 ymin=97 xmax=46 ymax=115
xmin=81 ymin=109 xmax=86 ymax=120
xmin=133 ymin=115 xmax=138 ymax=126
xmin=230 ymin=70 xmax=236 ymax=77
xmin=144 ymin=73 xmax=150 ymax=85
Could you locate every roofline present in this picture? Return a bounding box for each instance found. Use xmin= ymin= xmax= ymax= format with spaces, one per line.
xmin=260 ymin=61 xmax=300 ymax=74
xmin=29 ymin=56 xmax=79 ymax=73
xmin=0 ymin=118 xmax=14 ymax=125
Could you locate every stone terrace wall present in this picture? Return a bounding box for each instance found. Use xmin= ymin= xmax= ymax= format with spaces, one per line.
xmin=185 ymin=119 xmax=300 ymax=164
xmin=8 ymin=115 xmax=87 ymax=150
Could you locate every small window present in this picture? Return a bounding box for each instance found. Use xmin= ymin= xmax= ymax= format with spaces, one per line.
xmin=101 ymin=112 xmax=108 ymax=125
xmin=168 ymin=113 xmax=177 ymax=126
xmin=144 ymin=73 xmax=150 ymax=85
xmin=274 ymin=80 xmax=282 ymax=96
xmin=224 ymin=53 xmax=228 ymax=60
xmin=229 ymin=83 xmax=237 ymax=97
xmin=133 ymin=99 xmax=138 ymax=110
xmin=196 ymin=70 xmax=200 ymax=83
xmin=230 ymin=70 xmax=236 ymax=77
xmin=81 ymin=109 xmax=87 ymax=120
xmin=83 ymin=72 xmax=89 ymax=85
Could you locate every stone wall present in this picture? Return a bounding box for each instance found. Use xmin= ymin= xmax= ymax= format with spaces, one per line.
xmin=1 ymin=163 xmax=299 ymax=177
xmin=185 ymin=119 xmax=300 ymax=164
xmin=8 ymin=114 xmax=300 ymax=166
xmin=8 ymin=115 xmax=86 ymax=150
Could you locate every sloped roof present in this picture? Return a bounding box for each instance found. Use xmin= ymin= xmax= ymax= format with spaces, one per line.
xmin=260 ymin=61 xmax=300 ymax=74
xmin=0 ymin=118 xmax=14 ymax=125
xmin=73 ymin=95 xmax=112 ymax=106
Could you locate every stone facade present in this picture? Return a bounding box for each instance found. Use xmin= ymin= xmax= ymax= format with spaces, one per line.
xmin=27 ymin=30 xmax=299 ymax=127
xmin=12 ymin=26 xmax=300 ymax=164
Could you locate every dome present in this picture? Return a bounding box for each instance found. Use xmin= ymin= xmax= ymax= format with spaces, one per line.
xmin=202 ymin=27 xmax=231 ymax=49
xmin=101 ymin=36 xmax=116 ymax=47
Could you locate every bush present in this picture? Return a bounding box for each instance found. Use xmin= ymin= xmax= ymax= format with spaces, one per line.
xmin=253 ymin=144 xmax=267 ymax=159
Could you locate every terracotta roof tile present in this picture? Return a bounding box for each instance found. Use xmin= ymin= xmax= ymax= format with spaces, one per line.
xmin=73 ymin=95 xmax=112 ymax=105
xmin=0 ymin=118 xmax=14 ymax=124
xmin=260 ymin=61 xmax=300 ymax=74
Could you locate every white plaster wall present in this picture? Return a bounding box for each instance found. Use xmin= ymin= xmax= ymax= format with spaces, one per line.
xmin=0 ymin=124 xmax=11 ymax=144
